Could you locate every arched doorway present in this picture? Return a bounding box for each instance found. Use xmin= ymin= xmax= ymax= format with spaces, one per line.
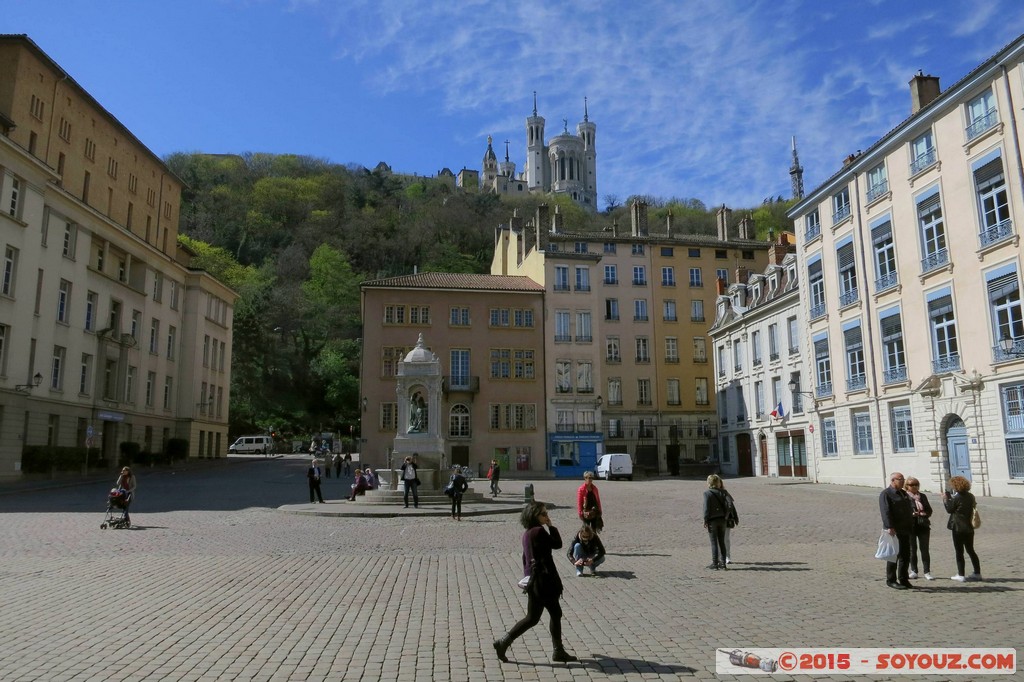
xmin=945 ymin=416 xmax=971 ymax=481
xmin=736 ymin=433 xmax=753 ymax=476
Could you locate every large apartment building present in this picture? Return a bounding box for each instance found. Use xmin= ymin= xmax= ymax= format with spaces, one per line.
xmin=0 ymin=35 xmax=236 ymax=476
xmin=788 ymin=34 xmax=1024 ymax=498
xmin=491 ymin=201 xmax=770 ymax=476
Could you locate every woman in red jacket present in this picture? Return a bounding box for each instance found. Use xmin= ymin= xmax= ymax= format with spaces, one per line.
xmin=576 ymin=471 xmax=603 ymax=532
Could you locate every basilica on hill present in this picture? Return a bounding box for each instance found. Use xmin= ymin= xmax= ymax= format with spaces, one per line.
xmin=438 ymin=94 xmax=599 ymax=211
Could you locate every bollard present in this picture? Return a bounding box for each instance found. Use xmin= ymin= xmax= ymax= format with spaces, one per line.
xmin=524 ymin=484 xmax=534 ymax=503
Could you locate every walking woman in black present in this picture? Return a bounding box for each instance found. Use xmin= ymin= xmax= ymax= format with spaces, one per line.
xmin=493 ymin=501 xmax=579 ymax=664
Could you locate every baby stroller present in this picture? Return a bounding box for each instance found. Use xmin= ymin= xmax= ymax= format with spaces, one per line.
xmin=101 ymin=488 xmax=132 ymax=529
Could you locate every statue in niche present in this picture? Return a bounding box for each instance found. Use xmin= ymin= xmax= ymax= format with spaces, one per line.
xmin=408 ymin=391 xmax=427 ymax=433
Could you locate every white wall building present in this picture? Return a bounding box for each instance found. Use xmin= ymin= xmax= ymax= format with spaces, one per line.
xmin=788 ymin=35 xmax=1024 ymax=498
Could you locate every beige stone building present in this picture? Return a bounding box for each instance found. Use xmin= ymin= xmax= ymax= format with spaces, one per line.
xmin=359 ymin=273 xmax=546 ymax=475
xmin=0 ymin=35 xmax=236 ymax=476
xmin=788 ymin=35 xmax=1024 ymax=497
xmin=491 ymin=201 xmax=770 ymax=476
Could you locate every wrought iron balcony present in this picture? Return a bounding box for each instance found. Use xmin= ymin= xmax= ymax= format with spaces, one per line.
xmin=804 ymin=224 xmax=821 ymax=242
xmin=809 ymin=303 xmax=827 ymax=320
xmin=832 ymin=205 xmax=851 ymax=224
xmin=815 ymin=382 xmax=833 ymax=399
xmin=966 ymin=109 xmax=998 ymax=141
xmin=883 ymin=365 xmax=907 ymax=384
xmin=909 ymin=149 xmax=937 ymax=176
xmin=932 ymin=353 xmax=961 ymax=374
xmin=920 ymin=248 xmax=949 ymax=274
xmin=866 ymin=181 xmax=889 ymax=203
xmin=979 ymin=218 xmax=1013 ymax=248
xmin=839 ymin=288 xmax=860 ymax=307
xmin=875 ymin=271 xmax=899 ymax=293
xmin=554 ymin=334 xmax=572 ymax=343
xmin=847 ymin=374 xmax=867 ymax=392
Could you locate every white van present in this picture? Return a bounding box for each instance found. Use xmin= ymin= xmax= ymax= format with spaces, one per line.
xmin=228 ymin=435 xmax=273 ymax=455
xmin=596 ymin=453 xmax=633 ymax=481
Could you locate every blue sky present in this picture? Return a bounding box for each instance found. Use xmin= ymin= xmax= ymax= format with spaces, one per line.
xmin=8 ymin=1 xmax=1024 ymax=210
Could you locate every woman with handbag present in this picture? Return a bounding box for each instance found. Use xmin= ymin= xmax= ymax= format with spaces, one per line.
xmin=576 ymin=471 xmax=604 ymax=533
xmin=905 ymin=477 xmax=934 ymax=580
xmin=942 ymin=475 xmax=981 ymax=582
xmin=493 ymin=501 xmax=579 ymax=664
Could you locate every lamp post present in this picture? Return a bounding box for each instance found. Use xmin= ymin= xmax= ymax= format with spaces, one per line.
xmin=15 ymin=372 xmax=43 ymax=392
xmin=999 ymin=333 xmax=1024 ymax=358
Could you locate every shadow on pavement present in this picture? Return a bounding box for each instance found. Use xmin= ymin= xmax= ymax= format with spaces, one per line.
xmin=730 ymin=561 xmax=810 ymax=571
xmin=592 ymin=570 xmax=637 ymax=580
xmin=606 ymin=552 xmax=671 ymax=557
xmin=582 ymin=655 xmax=697 ymax=674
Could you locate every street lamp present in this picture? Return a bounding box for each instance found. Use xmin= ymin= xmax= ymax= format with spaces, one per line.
xmin=15 ymin=372 xmax=43 ymax=392
xmin=362 ymin=397 xmax=368 ymax=412
xmin=787 ymin=379 xmax=817 ymax=408
xmin=999 ymin=333 xmax=1024 ymax=357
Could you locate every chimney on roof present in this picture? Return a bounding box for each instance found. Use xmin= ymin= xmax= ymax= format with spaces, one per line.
xmin=910 ymin=71 xmax=941 ymax=114
xmin=716 ymin=204 xmax=732 ymax=241
xmin=738 ymin=215 xmax=754 ymax=240
xmin=768 ymin=231 xmax=795 ymax=265
xmin=611 ymin=218 xmax=619 ymax=237
xmin=551 ymin=205 xmax=563 ymax=234
xmin=736 ymin=267 xmax=750 ymax=285
xmin=666 ymin=210 xmax=674 ymax=237
xmin=630 ymin=199 xmax=648 ymax=237
xmin=536 ymin=204 xmax=549 ymax=251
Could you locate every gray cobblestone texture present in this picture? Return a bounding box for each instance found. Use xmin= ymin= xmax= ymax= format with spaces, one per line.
xmin=0 ymin=456 xmax=1020 ymax=681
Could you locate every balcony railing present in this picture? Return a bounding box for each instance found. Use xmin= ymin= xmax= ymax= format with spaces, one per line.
xmin=575 ymin=335 xmax=592 ymax=343
xmin=839 ymin=288 xmax=860 ymax=307
xmin=866 ymin=181 xmax=889 ymax=203
xmin=847 ymin=374 xmax=867 ymax=392
xmin=910 ymin=149 xmax=937 ymax=176
xmin=883 ymin=365 xmax=907 ymax=384
xmin=832 ymin=205 xmax=851 ymax=224
xmin=979 ymin=218 xmax=1013 ymax=248
xmin=606 ymin=354 xmax=621 ymax=363
xmin=932 ymin=353 xmax=961 ymax=374
xmin=665 ymin=357 xmax=680 ymax=364
xmin=966 ymin=109 xmax=998 ymax=141
xmin=809 ymin=303 xmax=827 ymax=320
xmin=875 ymin=271 xmax=899 ymax=293
xmin=554 ymin=334 xmax=572 ymax=343
xmin=769 ymin=351 xmax=780 ymax=361
xmin=636 ymin=355 xmax=650 ymax=363
xmin=752 ymin=357 xmax=762 ymax=367
xmin=921 ymin=248 xmax=949 ymax=274
xmin=553 ymin=283 xmax=570 ymax=292
xmin=693 ymin=355 xmax=707 ymax=363
xmin=816 ymin=382 xmax=833 ymax=399
xmin=632 ymin=278 xmax=647 ymax=286
xmin=634 ymin=315 xmax=649 ymax=322
xmin=604 ymin=278 xmax=618 ymax=285
xmin=575 ymin=284 xmax=591 ymax=292
xmin=788 ymin=346 xmax=800 ymax=356
xmin=804 ymin=223 xmax=821 ymax=242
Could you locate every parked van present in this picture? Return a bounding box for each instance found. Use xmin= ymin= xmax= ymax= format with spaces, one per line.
xmin=596 ymin=453 xmax=633 ymax=481
xmin=228 ymin=435 xmax=273 ymax=455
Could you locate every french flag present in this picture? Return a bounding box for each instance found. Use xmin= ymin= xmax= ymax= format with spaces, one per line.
xmin=770 ymin=401 xmax=785 ymax=420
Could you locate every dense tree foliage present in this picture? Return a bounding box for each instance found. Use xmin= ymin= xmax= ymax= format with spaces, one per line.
xmin=166 ymin=152 xmax=794 ymax=442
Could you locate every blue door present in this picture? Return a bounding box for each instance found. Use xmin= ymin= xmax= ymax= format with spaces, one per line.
xmin=946 ymin=419 xmax=971 ymax=481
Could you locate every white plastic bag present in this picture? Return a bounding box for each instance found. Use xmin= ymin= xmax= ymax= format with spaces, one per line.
xmin=875 ymin=531 xmax=899 ymax=561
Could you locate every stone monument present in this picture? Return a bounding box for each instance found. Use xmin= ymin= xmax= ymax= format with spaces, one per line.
xmin=392 ymin=334 xmax=445 ymax=489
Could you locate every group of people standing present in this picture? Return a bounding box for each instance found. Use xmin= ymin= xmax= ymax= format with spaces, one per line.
xmin=879 ymin=471 xmax=982 ymax=588
xmin=306 ymin=457 xmax=377 ymax=503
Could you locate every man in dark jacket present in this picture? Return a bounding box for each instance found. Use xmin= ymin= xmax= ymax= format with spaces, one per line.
xmin=879 ymin=471 xmax=914 ymax=589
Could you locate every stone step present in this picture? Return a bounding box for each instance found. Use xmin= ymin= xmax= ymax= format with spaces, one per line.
xmin=352 ymin=489 xmax=489 ymax=505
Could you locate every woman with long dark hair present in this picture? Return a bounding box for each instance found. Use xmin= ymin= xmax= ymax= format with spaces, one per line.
xmin=493 ymin=501 xmax=579 ymax=664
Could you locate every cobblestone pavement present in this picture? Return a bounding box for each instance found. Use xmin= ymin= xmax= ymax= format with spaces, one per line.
xmin=0 ymin=457 xmax=1021 ymax=681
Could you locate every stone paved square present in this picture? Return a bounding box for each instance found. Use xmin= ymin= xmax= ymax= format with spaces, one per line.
xmin=0 ymin=459 xmax=1020 ymax=681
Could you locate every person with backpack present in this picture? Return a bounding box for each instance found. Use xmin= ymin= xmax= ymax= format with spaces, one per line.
xmin=446 ymin=466 xmax=469 ymax=520
xmin=703 ymin=474 xmax=730 ymax=570
xmin=720 ymin=483 xmax=739 ymax=565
